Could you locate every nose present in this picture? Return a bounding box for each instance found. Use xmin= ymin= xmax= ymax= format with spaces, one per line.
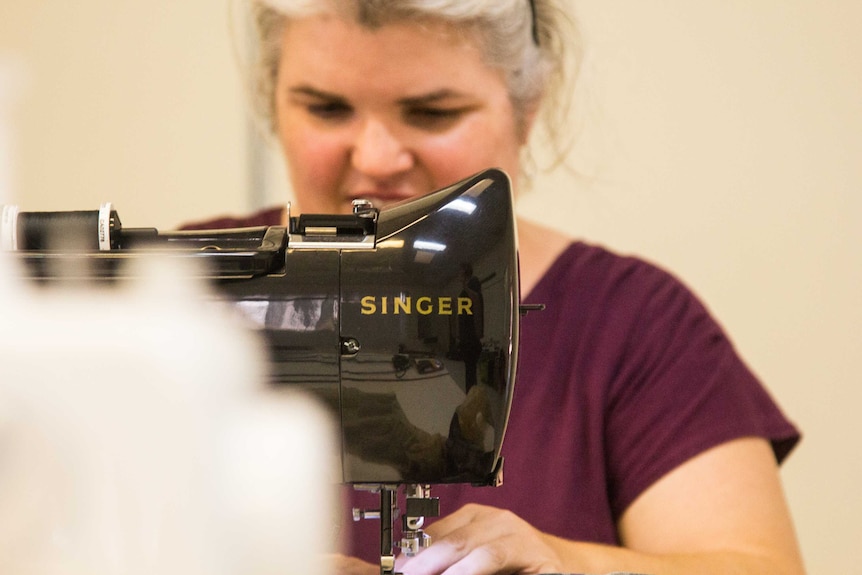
xmin=350 ymin=118 xmax=413 ymax=178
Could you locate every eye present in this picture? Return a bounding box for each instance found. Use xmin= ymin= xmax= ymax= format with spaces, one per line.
xmin=306 ymin=100 xmax=353 ymax=121
xmin=404 ymin=106 xmax=468 ymax=130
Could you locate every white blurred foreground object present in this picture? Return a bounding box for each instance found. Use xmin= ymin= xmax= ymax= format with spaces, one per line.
xmin=0 ymin=255 xmax=337 ymax=575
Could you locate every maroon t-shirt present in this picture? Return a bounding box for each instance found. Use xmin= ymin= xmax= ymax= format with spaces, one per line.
xmin=342 ymin=241 xmax=799 ymax=559
xmin=180 ymin=213 xmax=799 ymax=556
xmin=179 ymin=205 xmax=286 ymax=230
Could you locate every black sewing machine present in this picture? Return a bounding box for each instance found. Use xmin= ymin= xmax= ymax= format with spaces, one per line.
xmin=3 ymin=168 xmax=527 ymax=575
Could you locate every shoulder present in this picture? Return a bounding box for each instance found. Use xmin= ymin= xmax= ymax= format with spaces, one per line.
xmin=517 ymin=220 xmax=680 ymax=301
xmin=537 ymin=241 xmax=733 ymax=382
xmin=522 ymin=240 xmax=717 ymax=404
xmin=533 ymin=241 xmax=701 ymax=324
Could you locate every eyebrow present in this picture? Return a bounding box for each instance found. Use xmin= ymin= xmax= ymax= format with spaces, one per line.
xmin=288 ymin=85 xmax=347 ymax=103
xmin=397 ymin=89 xmax=471 ymax=106
xmin=288 ymin=85 xmax=470 ymax=106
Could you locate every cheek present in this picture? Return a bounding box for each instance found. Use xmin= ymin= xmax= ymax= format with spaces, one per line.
xmin=280 ymin=126 xmax=340 ymax=177
xmin=419 ymin=122 xmax=522 ymax=187
xmin=278 ymin=125 xmax=348 ymax=206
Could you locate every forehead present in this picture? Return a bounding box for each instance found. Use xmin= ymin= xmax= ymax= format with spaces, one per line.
xmin=277 ymin=15 xmax=506 ymax=100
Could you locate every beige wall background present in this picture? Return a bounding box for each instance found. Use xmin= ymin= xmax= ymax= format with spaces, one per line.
xmin=2 ymin=1 xmax=860 ymax=572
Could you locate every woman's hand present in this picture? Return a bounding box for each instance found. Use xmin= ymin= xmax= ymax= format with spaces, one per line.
xmin=396 ymin=503 xmax=563 ymax=575
xmin=394 ymin=439 xmax=805 ymax=575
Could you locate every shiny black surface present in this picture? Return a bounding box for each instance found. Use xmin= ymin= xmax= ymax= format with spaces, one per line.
xmin=338 ymin=172 xmax=518 ymax=484
xmin=11 ymin=168 xmax=520 ymax=486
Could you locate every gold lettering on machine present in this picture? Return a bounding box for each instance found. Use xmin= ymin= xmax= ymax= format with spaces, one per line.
xmin=360 ymin=295 xmax=474 ymax=316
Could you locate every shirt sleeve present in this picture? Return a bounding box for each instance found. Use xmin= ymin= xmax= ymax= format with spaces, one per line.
xmin=601 ymin=260 xmax=800 ymax=519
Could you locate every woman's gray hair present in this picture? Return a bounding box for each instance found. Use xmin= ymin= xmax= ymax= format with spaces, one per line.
xmin=247 ymin=0 xmax=579 ymax=164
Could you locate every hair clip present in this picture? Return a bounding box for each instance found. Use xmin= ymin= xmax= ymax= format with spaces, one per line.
xmin=528 ymin=0 xmax=540 ymax=45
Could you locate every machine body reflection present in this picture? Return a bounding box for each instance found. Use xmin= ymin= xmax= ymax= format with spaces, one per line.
xmin=7 ymin=168 xmax=523 ymax=575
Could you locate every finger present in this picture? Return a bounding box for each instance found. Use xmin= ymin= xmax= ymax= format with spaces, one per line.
xmin=401 ymin=508 xmax=559 ymax=575
xmin=400 ymin=533 xmax=519 ymax=575
xmin=426 ymin=505 xmax=523 ymax=551
xmin=423 ymin=503 xmax=488 ymax=539
xmin=400 ymin=518 xmax=509 ymax=575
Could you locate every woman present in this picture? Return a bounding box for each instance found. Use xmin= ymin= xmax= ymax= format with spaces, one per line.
xmin=195 ymin=0 xmax=805 ymax=573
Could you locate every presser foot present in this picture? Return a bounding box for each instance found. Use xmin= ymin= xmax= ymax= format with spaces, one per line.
xmin=352 ymin=483 xmax=440 ymax=575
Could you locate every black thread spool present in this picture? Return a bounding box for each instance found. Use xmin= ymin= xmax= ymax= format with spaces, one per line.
xmin=16 ymin=209 xmax=121 ymax=251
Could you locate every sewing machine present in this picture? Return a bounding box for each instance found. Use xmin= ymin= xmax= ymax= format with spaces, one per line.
xmin=3 ymin=168 xmax=526 ymax=575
